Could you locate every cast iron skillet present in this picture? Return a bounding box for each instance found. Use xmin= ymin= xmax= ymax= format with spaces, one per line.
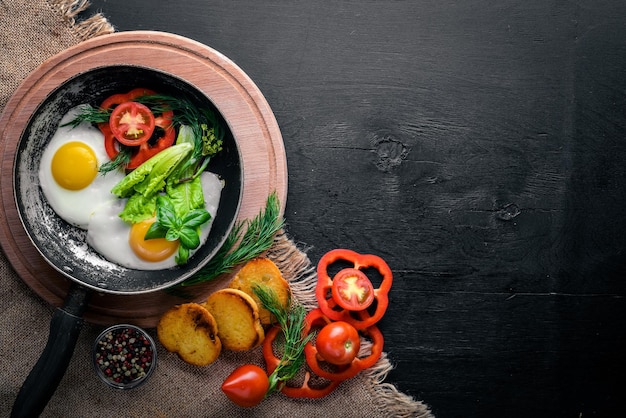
xmin=10 ymin=66 xmax=242 ymax=417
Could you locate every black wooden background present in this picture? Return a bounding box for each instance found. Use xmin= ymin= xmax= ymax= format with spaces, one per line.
xmin=81 ymin=1 xmax=626 ymax=416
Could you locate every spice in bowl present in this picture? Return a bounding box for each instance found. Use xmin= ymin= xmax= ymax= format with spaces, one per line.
xmin=93 ymin=324 xmax=157 ymax=389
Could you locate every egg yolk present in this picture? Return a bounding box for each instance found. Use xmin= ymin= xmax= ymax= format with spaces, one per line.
xmin=51 ymin=141 xmax=98 ymax=190
xmin=129 ymin=218 xmax=179 ymax=262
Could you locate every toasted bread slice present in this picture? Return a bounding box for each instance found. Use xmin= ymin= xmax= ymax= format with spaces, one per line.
xmin=157 ymin=303 xmax=222 ymax=366
xmin=204 ymin=288 xmax=265 ymax=351
xmin=228 ymin=257 xmax=291 ymax=325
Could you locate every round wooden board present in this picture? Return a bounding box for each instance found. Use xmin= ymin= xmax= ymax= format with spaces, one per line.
xmin=0 ymin=31 xmax=287 ymax=327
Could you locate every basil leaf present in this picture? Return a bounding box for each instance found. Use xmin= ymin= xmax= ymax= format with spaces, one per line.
xmin=183 ymin=209 xmax=211 ymax=229
xmin=165 ymin=229 xmax=180 ymax=242
xmin=179 ymin=226 xmax=201 ymax=249
xmin=176 ymin=246 xmax=190 ymax=265
xmin=144 ymin=222 xmax=167 ymax=240
xmin=156 ymin=196 xmax=179 ymax=229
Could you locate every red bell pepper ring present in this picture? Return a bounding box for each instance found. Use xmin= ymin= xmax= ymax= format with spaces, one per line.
xmin=316 ymin=249 xmax=393 ymax=330
xmin=99 ymin=88 xmax=175 ymax=170
xmin=303 ymin=308 xmax=384 ymax=382
xmin=263 ymin=326 xmax=340 ymax=399
xmin=99 ymin=88 xmax=157 ymax=110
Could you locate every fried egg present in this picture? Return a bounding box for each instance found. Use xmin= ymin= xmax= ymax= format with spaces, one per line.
xmin=38 ymin=106 xmax=125 ymax=229
xmin=86 ymin=171 xmax=223 ymax=270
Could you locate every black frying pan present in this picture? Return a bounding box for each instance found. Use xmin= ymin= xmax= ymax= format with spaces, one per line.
xmin=10 ymin=66 xmax=243 ymax=417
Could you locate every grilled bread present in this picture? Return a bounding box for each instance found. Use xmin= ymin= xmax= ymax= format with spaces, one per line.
xmin=157 ymin=303 xmax=222 ymax=366
xmin=228 ymin=257 xmax=291 ymax=325
xmin=204 ymin=288 xmax=265 ymax=351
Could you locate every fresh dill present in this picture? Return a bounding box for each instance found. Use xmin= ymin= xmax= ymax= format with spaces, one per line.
xmin=61 ymin=106 xmax=110 ymax=127
xmin=252 ymin=284 xmax=312 ymax=395
xmin=99 ymin=147 xmax=132 ymax=173
xmin=179 ymin=191 xmax=284 ymax=286
xmin=61 ymin=94 xmax=224 ymax=174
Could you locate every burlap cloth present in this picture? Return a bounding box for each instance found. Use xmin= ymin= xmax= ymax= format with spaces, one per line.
xmin=0 ymin=1 xmax=433 ymax=416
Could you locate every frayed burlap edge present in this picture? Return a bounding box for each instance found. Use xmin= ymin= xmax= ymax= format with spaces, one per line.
xmin=46 ymin=0 xmax=115 ymax=40
xmin=266 ymin=230 xmax=434 ymax=418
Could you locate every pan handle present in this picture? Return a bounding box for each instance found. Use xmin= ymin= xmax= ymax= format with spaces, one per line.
xmin=11 ymin=284 xmax=90 ymax=418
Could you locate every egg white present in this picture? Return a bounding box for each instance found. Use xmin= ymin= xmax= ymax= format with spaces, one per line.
xmin=38 ymin=106 xmax=125 ymax=230
xmin=86 ymin=171 xmax=223 ymax=270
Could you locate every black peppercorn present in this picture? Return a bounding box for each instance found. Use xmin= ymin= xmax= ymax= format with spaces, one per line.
xmin=93 ymin=324 xmax=157 ymax=389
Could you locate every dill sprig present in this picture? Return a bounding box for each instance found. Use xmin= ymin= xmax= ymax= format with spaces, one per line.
xmin=179 ymin=191 xmax=284 ymax=287
xmin=61 ymin=105 xmax=110 ymax=128
xmin=133 ymin=94 xmax=224 ymax=157
xmin=253 ymin=284 xmax=312 ymax=395
xmin=61 ymin=94 xmax=224 ymax=174
xmin=99 ymin=147 xmax=132 ymax=173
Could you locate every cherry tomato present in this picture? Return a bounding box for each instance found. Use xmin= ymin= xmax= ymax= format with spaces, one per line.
xmin=221 ymin=364 xmax=269 ymax=408
xmin=109 ymin=101 xmax=155 ymax=145
xmin=315 ymin=321 xmax=360 ymax=366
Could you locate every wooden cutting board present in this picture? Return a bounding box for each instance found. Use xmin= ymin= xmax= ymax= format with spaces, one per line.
xmin=0 ymin=31 xmax=287 ymax=327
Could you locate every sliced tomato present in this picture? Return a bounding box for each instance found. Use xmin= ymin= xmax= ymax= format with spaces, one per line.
xmin=109 ymin=101 xmax=155 ymax=145
xmin=316 ymin=249 xmax=393 ymax=330
xmin=331 ymin=268 xmax=375 ymax=311
xmin=99 ymin=88 xmax=175 ymax=169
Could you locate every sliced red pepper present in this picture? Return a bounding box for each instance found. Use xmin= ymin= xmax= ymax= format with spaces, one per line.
xmin=303 ymin=308 xmax=384 ymax=382
xmin=263 ymin=325 xmax=340 ymax=398
xmin=109 ymin=101 xmax=155 ymax=145
xmin=100 ymin=88 xmax=155 ymax=110
xmin=316 ymin=249 xmax=393 ymax=330
xmin=99 ymin=88 xmax=175 ymax=170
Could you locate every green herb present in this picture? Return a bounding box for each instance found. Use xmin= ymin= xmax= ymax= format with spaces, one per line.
xmin=111 ymin=142 xmax=193 ymax=224
xmin=99 ymin=147 xmax=132 ymax=174
xmin=180 ymin=191 xmax=283 ymax=286
xmin=63 ymin=95 xmax=224 ymax=175
xmin=252 ymin=284 xmax=312 ymax=395
xmin=145 ymin=195 xmax=211 ymax=265
xmin=62 ymin=94 xmax=228 ymax=267
xmin=61 ymin=105 xmax=110 ymax=127
xmin=134 ymin=94 xmax=224 ymax=171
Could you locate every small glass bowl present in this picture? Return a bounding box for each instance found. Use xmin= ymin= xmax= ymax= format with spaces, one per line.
xmin=92 ymin=324 xmax=157 ymax=389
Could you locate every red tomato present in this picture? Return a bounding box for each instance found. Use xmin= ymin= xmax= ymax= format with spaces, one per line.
xmin=315 ymin=321 xmax=360 ymax=366
xmin=221 ymin=364 xmax=269 ymax=408
xmin=99 ymin=88 xmax=176 ymax=169
xmin=109 ymin=101 xmax=155 ymax=145
xmin=262 ymin=326 xmax=341 ymax=398
xmin=331 ymin=268 xmax=375 ymax=311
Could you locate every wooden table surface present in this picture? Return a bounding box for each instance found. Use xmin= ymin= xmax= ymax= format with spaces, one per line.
xmin=81 ymin=1 xmax=626 ymax=416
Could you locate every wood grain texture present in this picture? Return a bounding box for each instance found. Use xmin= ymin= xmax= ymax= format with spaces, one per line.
xmin=36 ymin=0 xmax=626 ymax=416
xmin=0 ymin=32 xmax=287 ymax=326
